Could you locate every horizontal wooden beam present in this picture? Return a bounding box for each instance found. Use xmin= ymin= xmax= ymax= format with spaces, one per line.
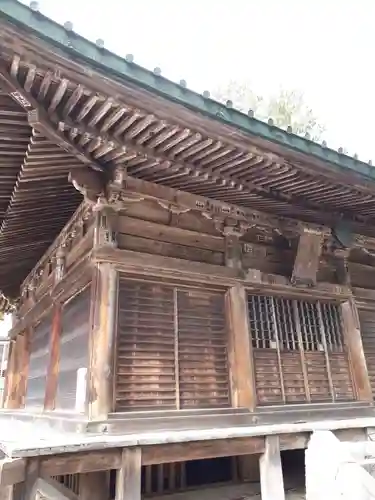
xmin=0 ymin=458 xmax=25 ymax=487
xmin=92 ymin=246 xmax=351 ymax=300
xmin=142 ymin=437 xmax=265 ymax=465
xmin=39 ymin=437 xmax=265 ymax=476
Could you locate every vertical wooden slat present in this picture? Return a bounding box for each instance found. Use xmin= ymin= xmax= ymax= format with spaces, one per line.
xmin=341 ymin=298 xmax=373 ymax=402
xmin=226 ymin=285 xmax=255 ymax=410
xmin=115 ymin=448 xmax=142 ymax=500
xmin=88 ymin=263 xmax=118 ymax=420
xmin=292 ymin=302 xmax=311 ymax=403
xmin=44 ymin=305 xmax=62 ymax=410
xmin=270 ymin=298 xmax=286 ymax=404
xmin=173 ymin=288 xmax=180 ymax=410
xmin=316 ymin=303 xmax=335 ymax=402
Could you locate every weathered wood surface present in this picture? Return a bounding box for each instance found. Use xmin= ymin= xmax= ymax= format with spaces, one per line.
xmin=341 ymin=299 xmax=373 ymax=402
xmin=260 ymin=435 xmax=285 ymax=500
xmin=0 ymin=458 xmax=25 ymax=487
xmin=292 ymin=229 xmax=323 ymax=286
xmin=226 ymin=285 xmax=255 ymax=409
xmin=44 ymin=305 xmax=61 ymax=410
xmin=115 ymin=448 xmax=141 ymax=500
xmin=88 ymin=263 xmax=117 ymax=420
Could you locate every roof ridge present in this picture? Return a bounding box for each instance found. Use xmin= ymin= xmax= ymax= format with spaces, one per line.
xmin=1 ymin=0 xmax=375 ymax=182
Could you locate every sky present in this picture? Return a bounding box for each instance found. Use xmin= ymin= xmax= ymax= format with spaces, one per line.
xmin=18 ymin=0 xmax=375 ymax=162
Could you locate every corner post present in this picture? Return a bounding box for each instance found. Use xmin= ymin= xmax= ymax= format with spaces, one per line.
xmin=226 ymin=285 xmax=256 ymax=410
xmin=341 ymin=298 xmax=373 ymax=402
xmin=4 ymin=331 xmax=29 ymax=409
xmin=88 ymin=199 xmax=119 ymax=420
xmin=43 ymin=304 xmax=62 ymax=410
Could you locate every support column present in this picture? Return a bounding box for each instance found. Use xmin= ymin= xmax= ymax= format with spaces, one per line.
xmin=4 ymin=331 xmax=29 ymax=409
xmin=44 ymin=304 xmax=62 ymax=410
xmin=115 ymin=448 xmax=142 ymax=500
xmin=259 ymin=435 xmax=285 ymax=500
xmin=226 ymin=284 xmax=256 ymax=410
xmin=88 ymin=201 xmax=119 ymax=420
xmin=341 ymin=298 xmax=373 ymax=402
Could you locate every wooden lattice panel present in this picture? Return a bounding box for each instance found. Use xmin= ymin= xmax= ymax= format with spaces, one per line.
xmin=115 ymin=278 xmax=230 ymax=411
xmin=116 ymin=280 xmax=176 ymax=411
xmin=248 ymin=294 xmax=354 ymax=406
xmin=177 ymin=290 xmax=230 ymax=409
xmin=253 ymin=349 xmax=282 ymax=405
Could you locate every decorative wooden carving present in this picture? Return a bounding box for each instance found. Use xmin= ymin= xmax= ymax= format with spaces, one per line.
xmin=215 ymin=218 xmax=252 ymax=270
xmin=291 ymin=227 xmax=324 ymax=287
xmin=55 ymin=247 xmax=66 ymax=284
xmin=68 ymin=167 xmax=104 ymax=204
xmin=94 ymin=202 xmax=118 ymax=248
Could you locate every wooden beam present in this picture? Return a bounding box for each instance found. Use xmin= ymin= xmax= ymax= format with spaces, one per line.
xmin=40 ymin=449 xmax=121 ymax=477
xmin=142 ymin=437 xmax=265 ymax=465
xmin=291 ymin=227 xmax=323 ymax=286
xmin=0 ymin=63 xmax=103 ymax=173
xmin=226 ymin=285 xmax=256 ymax=410
xmin=115 ymin=448 xmax=141 ymax=500
xmin=79 ymin=472 xmax=109 ymax=500
xmin=259 ymin=436 xmax=285 ymax=500
xmin=88 ymin=263 xmax=118 ymax=420
xmin=0 ymin=459 xmax=25 ymax=487
xmin=341 ymin=299 xmax=373 ymax=402
xmin=39 ymin=437 xmax=266 ymax=476
xmin=44 ymin=304 xmax=62 ymax=410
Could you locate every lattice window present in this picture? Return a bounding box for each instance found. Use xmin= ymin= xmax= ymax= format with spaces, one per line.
xmin=115 ymin=278 xmax=230 ymax=411
xmin=248 ymin=294 xmax=354 ymax=405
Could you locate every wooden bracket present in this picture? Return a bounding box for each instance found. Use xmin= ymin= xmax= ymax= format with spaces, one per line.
xmin=291 ymin=227 xmax=324 ymax=287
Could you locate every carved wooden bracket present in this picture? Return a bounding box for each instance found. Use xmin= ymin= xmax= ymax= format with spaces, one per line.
xmin=291 ymin=227 xmax=324 ymax=287
xmin=94 ymin=204 xmax=118 ymax=248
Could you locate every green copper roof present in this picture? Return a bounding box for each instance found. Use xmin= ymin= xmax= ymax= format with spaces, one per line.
xmin=1 ymin=0 xmax=375 ymax=183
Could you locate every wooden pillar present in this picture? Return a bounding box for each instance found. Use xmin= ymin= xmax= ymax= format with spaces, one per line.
xmin=80 ymin=471 xmax=109 ymax=500
xmin=259 ymin=435 xmax=285 ymax=500
xmin=88 ymin=262 xmax=118 ymax=420
xmin=341 ymin=298 xmax=373 ymax=402
xmin=291 ymin=227 xmax=323 ymax=286
xmin=4 ymin=331 xmax=29 ymax=409
xmin=115 ymin=448 xmax=141 ymax=500
xmin=88 ymin=201 xmax=119 ymax=420
xmin=44 ymin=304 xmax=62 ymax=410
xmin=226 ymin=284 xmax=256 ymax=410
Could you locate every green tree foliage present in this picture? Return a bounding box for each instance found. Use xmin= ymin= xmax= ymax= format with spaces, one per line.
xmin=211 ymin=80 xmax=326 ymax=141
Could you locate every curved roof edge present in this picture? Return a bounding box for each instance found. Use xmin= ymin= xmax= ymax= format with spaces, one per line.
xmin=1 ymin=0 xmax=375 ymax=184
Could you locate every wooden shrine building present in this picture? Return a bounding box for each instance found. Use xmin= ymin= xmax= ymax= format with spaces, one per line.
xmin=2 ymin=1 xmax=375 ymax=498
